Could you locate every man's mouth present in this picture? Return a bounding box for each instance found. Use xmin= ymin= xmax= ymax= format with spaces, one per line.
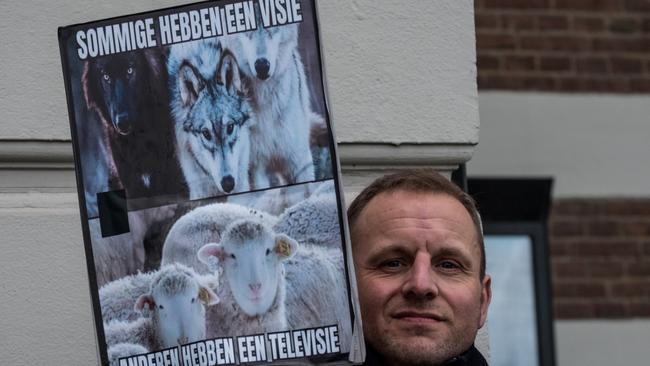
xmin=392 ymin=310 xmax=446 ymax=323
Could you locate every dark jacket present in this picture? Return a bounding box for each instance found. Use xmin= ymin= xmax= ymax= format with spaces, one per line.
xmin=363 ymin=344 xmax=488 ymax=366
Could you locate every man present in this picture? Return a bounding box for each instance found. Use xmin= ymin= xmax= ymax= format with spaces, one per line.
xmin=348 ymin=169 xmax=491 ymax=366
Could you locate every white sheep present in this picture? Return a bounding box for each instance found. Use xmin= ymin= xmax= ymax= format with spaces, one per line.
xmin=284 ymin=245 xmax=353 ymax=353
xmin=100 ymin=270 xmax=157 ymax=323
xmin=197 ymin=218 xmax=298 ymax=338
xmin=104 ymin=264 xmax=219 ymax=350
xmin=162 ymin=202 xmax=277 ymax=274
xmin=107 ymin=343 xmax=148 ymax=366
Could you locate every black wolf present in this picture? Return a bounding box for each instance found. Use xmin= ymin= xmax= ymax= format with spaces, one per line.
xmin=82 ymin=49 xmax=186 ymax=199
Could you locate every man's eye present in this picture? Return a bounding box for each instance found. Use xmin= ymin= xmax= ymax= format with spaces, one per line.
xmin=438 ymin=260 xmax=459 ymax=270
xmin=380 ymin=259 xmax=405 ymax=270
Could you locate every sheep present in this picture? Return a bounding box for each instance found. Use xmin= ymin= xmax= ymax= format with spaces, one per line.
xmin=107 ymin=343 xmax=148 ymax=366
xmin=100 ymin=270 xmax=157 ymax=323
xmin=197 ymin=218 xmax=298 ymax=338
xmin=104 ymin=264 xmax=219 ymax=350
xmin=284 ymin=245 xmax=353 ymax=353
xmin=274 ymin=180 xmax=341 ymax=249
xmin=162 ymin=202 xmax=277 ymax=274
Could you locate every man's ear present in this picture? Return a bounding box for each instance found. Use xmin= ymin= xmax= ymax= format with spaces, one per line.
xmin=479 ymin=275 xmax=492 ymax=328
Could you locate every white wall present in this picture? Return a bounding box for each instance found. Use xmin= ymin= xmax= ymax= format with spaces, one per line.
xmin=469 ymin=91 xmax=650 ymax=198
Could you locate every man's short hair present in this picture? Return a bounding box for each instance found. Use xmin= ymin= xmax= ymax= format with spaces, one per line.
xmin=347 ymin=168 xmax=485 ymax=279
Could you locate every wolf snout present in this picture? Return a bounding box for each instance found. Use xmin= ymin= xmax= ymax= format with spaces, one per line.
xmin=113 ymin=114 xmax=132 ymax=135
xmin=254 ymin=58 xmax=271 ymax=80
xmin=221 ymin=175 xmax=235 ymax=193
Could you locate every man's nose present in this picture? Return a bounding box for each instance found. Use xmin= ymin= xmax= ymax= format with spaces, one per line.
xmin=402 ymin=254 xmax=439 ymax=300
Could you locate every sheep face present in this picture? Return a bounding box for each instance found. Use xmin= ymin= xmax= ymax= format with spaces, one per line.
xmin=135 ymin=266 xmax=219 ymax=348
xmin=198 ymin=220 xmax=298 ymax=317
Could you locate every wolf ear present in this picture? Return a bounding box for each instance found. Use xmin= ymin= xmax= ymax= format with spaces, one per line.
xmin=81 ymin=60 xmax=109 ymax=122
xmin=218 ymin=53 xmax=242 ymax=97
xmin=178 ymin=63 xmax=203 ymax=107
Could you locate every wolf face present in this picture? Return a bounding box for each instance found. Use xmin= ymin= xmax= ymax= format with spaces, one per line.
xmin=83 ymin=52 xmax=146 ymax=136
xmin=176 ymin=52 xmax=254 ymax=195
xmin=233 ymin=22 xmax=299 ymax=80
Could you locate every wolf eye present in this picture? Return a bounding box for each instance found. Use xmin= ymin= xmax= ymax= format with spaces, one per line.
xmin=201 ymin=127 xmax=212 ymax=140
xmin=103 ymin=73 xmax=110 ymax=81
xmin=127 ymin=67 xmax=133 ymax=74
xmin=226 ymin=122 xmax=234 ymax=135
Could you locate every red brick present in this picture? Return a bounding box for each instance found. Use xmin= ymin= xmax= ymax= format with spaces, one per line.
xmin=644 ymin=241 xmax=650 ymax=255
xmin=611 ymin=281 xmax=650 ymax=297
xmin=476 ymin=33 xmax=517 ymax=50
xmin=520 ymin=35 xmax=588 ymax=52
xmin=550 ymin=240 xmax=574 ymax=256
xmin=540 ymin=56 xmax=572 ymax=71
xmin=554 ymin=282 xmax=606 ymax=298
xmin=619 ymin=221 xmax=650 ymax=236
xmin=593 ymin=38 xmax=650 ymax=53
xmin=625 ymin=0 xmax=650 ymax=12
xmin=522 ymin=76 xmax=557 ymax=90
xmin=589 ymin=262 xmax=624 ymax=278
xmin=582 ymin=78 xmax=630 ymax=92
xmin=501 ymin=14 xmax=537 ymax=31
xmin=504 ymin=55 xmax=536 ymax=71
xmin=573 ymin=16 xmax=606 ymax=32
xmin=587 ymin=220 xmax=620 ymax=236
xmin=627 ymin=302 xmax=650 ymax=317
xmin=539 ymin=15 xmax=569 ymax=31
xmin=484 ymin=0 xmax=549 ymax=9
xmin=477 ymin=54 xmax=500 ymax=70
xmin=553 ymin=261 xmax=587 ymax=278
xmin=643 ymin=18 xmax=650 ymax=32
xmin=551 ymin=220 xmax=585 ymax=237
xmin=602 ymin=200 xmax=650 ymax=216
xmin=611 ymin=57 xmax=643 ymax=74
xmin=627 ymin=261 xmax=650 ymax=276
xmin=576 ymin=57 xmax=609 ymax=73
xmin=594 ymin=302 xmax=626 ymax=318
xmin=631 ymin=79 xmax=650 ymax=92
xmin=475 ymin=13 xmax=499 ymax=29
xmin=552 ymin=200 xmax=600 ymax=215
xmin=575 ymin=240 xmax=639 ymax=257
xmin=554 ymin=302 xmax=594 ymax=319
xmin=609 ymin=17 xmax=641 ymax=34
xmin=555 ymin=0 xmax=623 ymax=11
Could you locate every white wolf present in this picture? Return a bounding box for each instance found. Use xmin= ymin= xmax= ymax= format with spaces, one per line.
xmin=224 ymin=20 xmax=315 ymax=189
xmin=168 ymin=40 xmax=255 ymax=199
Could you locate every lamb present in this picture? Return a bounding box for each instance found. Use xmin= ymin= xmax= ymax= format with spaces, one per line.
xmin=197 ymin=218 xmax=298 ymax=338
xmin=161 ymin=202 xmax=277 ymax=274
xmin=104 ymin=264 xmax=219 ymax=350
xmin=107 ymin=343 xmax=148 ymax=366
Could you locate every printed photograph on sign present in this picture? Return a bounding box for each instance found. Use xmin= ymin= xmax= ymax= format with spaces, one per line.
xmin=58 ymin=1 xmax=359 ymax=365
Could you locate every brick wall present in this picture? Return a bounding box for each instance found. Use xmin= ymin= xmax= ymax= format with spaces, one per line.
xmin=550 ymin=199 xmax=650 ymax=318
xmin=475 ymin=0 xmax=650 ymax=92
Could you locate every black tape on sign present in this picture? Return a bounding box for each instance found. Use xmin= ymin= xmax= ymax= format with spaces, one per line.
xmin=97 ymin=190 xmax=130 ymax=237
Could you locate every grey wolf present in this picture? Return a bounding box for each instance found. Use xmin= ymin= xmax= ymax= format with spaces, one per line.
xmin=82 ymin=48 xmax=185 ymax=199
xmin=225 ymin=21 xmax=316 ymax=189
xmin=168 ymin=40 xmax=254 ymax=199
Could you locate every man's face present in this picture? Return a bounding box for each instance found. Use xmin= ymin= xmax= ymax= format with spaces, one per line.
xmin=352 ymin=190 xmax=491 ymax=366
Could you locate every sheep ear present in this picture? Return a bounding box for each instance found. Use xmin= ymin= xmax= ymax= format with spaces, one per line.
xmin=135 ymin=294 xmax=155 ymax=312
xmin=274 ymin=234 xmax=298 ymax=260
xmin=198 ymin=243 xmax=225 ymax=264
xmin=178 ymin=63 xmax=203 ymax=107
xmin=198 ymin=286 xmax=220 ymax=306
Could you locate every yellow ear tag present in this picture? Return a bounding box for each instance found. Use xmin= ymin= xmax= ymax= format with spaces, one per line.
xmin=198 ymin=287 xmax=209 ymax=305
xmin=276 ymin=238 xmax=291 ymax=258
